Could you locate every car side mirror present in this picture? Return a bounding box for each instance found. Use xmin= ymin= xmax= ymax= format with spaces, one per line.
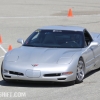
xmin=17 ymin=38 xmax=24 ymax=44
xmin=88 ymin=41 xmax=98 ymax=49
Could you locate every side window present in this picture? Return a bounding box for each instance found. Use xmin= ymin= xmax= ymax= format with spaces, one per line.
xmin=84 ymin=29 xmax=93 ymax=47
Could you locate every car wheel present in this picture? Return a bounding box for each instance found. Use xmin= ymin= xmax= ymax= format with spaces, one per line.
xmin=75 ymin=58 xmax=85 ymax=83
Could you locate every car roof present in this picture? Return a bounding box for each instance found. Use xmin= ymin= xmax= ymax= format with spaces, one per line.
xmin=39 ymin=25 xmax=85 ymax=31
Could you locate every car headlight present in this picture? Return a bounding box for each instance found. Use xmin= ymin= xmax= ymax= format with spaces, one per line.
xmin=4 ymin=52 xmax=19 ymax=62
xmin=57 ymin=57 xmax=73 ymax=64
xmin=57 ymin=52 xmax=75 ymax=64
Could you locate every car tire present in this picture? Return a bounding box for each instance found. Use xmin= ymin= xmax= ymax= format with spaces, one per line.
xmin=75 ymin=58 xmax=85 ymax=84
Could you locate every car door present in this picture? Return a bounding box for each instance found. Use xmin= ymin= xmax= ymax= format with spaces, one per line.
xmin=83 ymin=48 xmax=95 ymax=72
xmin=91 ymin=36 xmax=100 ymax=69
xmin=90 ymin=46 xmax=100 ymax=69
xmin=83 ymin=29 xmax=95 ymax=72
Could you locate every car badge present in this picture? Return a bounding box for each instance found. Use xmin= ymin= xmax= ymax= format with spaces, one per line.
xmin=32 ymin=64 xmax=38 ymax=67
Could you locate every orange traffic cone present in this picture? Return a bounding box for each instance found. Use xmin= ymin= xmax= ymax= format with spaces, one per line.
xmin=8 ymin=45 xmax=12 ymax=51
xmin=0 ymin=35 xmax=2 ymax=44
xmin=68 ymin=9 xmax=73 ymax=17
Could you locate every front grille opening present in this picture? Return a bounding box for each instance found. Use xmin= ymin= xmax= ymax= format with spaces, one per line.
xmin=44 ymin=73 xmax=61 ymax=77
xmin=9 ymin=71 xmax=24 ymax=76
xmin=57 ymin=78 xmax=66 ymax=80
xmin=4 ymin=75 xmax=11 ymax=78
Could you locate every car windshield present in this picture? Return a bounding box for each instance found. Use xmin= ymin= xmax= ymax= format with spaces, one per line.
xmin=23 ymin=30 xmax=84 ymax=48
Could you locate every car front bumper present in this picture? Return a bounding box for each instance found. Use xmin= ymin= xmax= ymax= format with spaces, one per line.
xmin=2 ymin=61 xmax=77 ymax=82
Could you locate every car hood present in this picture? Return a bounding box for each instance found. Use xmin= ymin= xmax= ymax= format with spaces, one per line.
xmin=4 ymin=46 xmax=82 ymax=64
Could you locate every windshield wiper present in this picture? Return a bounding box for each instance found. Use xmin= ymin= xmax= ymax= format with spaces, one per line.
xmin=23 ymin=44 xmax=44 ymax=47
xmin=23 ymin=44 xmax=36 ymax=47
xmin=23 ymin=44 xmax=61 ymax=48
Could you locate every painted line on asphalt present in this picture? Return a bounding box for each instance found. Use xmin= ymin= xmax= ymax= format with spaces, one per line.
xmin=0 ymin=14 xmax=100 ymax=19
xmin=0 ymin=45 xmax=7 ymax=53
xmin=0 ymin=16 xmax=64 ymax=19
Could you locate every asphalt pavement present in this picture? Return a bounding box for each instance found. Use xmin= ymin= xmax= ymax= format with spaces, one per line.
xmin=0 ymin=0 xmax=100 ymax=100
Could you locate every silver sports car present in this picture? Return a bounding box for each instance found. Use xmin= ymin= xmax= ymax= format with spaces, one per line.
xmin=1 ymin=26 xmax=100 ymax=84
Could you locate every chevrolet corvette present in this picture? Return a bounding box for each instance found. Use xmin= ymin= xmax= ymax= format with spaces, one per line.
xmin=1 ymin=26 xmax=100 ymax=84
